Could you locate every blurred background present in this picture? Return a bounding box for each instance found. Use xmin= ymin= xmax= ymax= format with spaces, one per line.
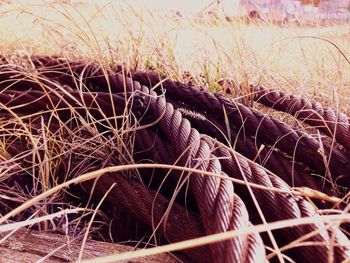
xmin=57 ymin=0 xmax=350 ymax=23
xmin=0 ymin=0 xmax=349 ymax=111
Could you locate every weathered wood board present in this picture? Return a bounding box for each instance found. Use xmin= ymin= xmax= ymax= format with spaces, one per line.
xmin=0 ymin=229 xmax=179 ymax=263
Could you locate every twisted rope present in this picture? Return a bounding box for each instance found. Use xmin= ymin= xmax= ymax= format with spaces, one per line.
xmin=0 ymin=87 xmax=266 ymax=262
xmin=166 ymin=97 xmax=333 ymax=196
xmin=82 ymin=173 xmax=209 ymax=263
xmin=2 ymin=147 xmax=208 ymax=263
xmin=132 ymin=86 xmax=265 ymax=262
xmin=5 ymin=58 xmax=348 ymax=192
xmin=112 ymin=76 xmax=350 ymax=261
xmin=1 ymin=56 xmax=350 ymax=262
xmin=0 ymin=64 xmax=267 ymax=261
xmin=130 ymin=71 xmax=350 ymax=189
xmin=253 ymin=86 xmax=350 ymax=151
xmin=6 ymin=59 xmax=328 ymax=194
xmin=213 ymin=144 xmax=350 ymax=262
xmin=132 ymin=88 xmax=350 ymax=262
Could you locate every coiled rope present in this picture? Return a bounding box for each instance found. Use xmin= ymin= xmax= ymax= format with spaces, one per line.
xmin=1 ymin=56 xmax=349 ymax=262
xmin=130 ymin=87 xmax=350 ymax=263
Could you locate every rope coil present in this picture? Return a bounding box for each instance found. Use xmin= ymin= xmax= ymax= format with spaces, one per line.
xmin=0 ymin=56 xmax=349 ymax=262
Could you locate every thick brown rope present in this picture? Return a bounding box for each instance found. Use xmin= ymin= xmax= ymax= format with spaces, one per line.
xmin=0 ymin=67 xmax=267 ymax=261
xmin=82 ymin=173 xmax=209 ymax=263
xmin=1 ymin=56 xmax=350 ymax=262
xmin=0 ymin=87 xmax=266 ymax=262
xmin=7 ymin=57 xmax=347 ymax=193
xmin=253 ymin=85 xmax=350 ymax=151
xmin=133 ymin=86 xmax=266 ymax=262
xmin=111 ymin=77 xmax=350 ymax=262
xmin=213 ymin=144 xmax=350 ymax=262
xmin=133 ymin=90 xmax=350 ymax=262
xmin=166 ymin=97 xmax=334 ymax=196
xmin=8 ymin=58 xmax=331 ymax=194
xmin=130 ymin=71 xmax=350 ymax=189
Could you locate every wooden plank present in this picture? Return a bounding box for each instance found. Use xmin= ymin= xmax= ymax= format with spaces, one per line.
xmin=0 ymin=229 xmax=180 ymax=263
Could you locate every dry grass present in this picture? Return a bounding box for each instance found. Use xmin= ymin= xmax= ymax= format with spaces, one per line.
xmin=0 ymin=1 xmax=349 ymax=107
xmin=0 ymin=0 xmax=350 ymax=262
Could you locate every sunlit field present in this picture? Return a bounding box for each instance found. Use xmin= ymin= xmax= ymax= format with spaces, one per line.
xmin=0 ymin=0 xmax=350 ymax=262
xmin=0 ymin=1 xmax=349 ymax=109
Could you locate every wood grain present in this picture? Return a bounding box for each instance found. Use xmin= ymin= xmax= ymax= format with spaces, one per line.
xmin=0 ymin=229 xmax=179 ymax=263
